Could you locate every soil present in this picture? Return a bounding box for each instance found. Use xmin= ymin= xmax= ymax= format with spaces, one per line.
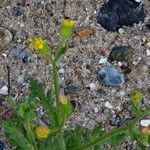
xmin=0 ymin=0 xmax=150 ymax=149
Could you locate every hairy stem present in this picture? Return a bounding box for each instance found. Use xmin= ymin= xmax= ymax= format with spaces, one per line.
xmin=71 ymin=108 xmax=150 ymax=150
xmin=51 ymin=61 xmax=66 ymax=150
xmin=23 ymin=122 xmax=38 ymax=150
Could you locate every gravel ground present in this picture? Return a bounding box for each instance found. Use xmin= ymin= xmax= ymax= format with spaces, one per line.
xmin=0 ymin=0 xmax=150 ymax=149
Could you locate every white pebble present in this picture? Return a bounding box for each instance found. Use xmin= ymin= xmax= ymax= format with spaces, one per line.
xmin=146 ymin=49 xmax=150 ymax=56
xmin=118 ymin=61 xmax=122 ymax=66
xmin=135 ymin=0 xmax=142 ymax=3
xmin=2 ymin=53 xmax=7 ymax=58
xmin=118 ymin=28 xmax=125 ymax=34
xmin=88 ymin=83 xmax=97 ymax=91
xmin=94 ymin=107 xmax=99 ymax=113
xmin=20 ymin=23 xmax=25 ymax=27
xmin=98 ymin=57 xmax=107 ymax=64
xmin=140 ymin=119 xmax=150 ymax=127
xmin=58 ymin=68 xmax=65 ymax=74
xmin=147 ymin=42 xmax=150 ymax=47
xmin=0 ymin=86 xmax=8 ymax=95
xmin=104 ymin=101 xmax=113 ymax=109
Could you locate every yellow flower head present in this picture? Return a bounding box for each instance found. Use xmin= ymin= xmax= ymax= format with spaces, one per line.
xmin=28 ymin=37 xmax=44 ymax=50
xmin=59 ymin=95 xmax=69 ymax=105
xmin=35 ymin=126 xmax=50 ymax=139
xmin=63 ymin=18 xmax=76 ymax=28
xmin=130 ymin=90 xmax=143 ymax=103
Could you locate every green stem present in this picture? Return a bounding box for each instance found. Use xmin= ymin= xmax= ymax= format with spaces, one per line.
xmin=70 ymin=108 xmax=150 ymax=150
xmin=131 ymin=102 xmax=142 ymax=116
xmin=52 ymin=61 xmax=60 ymax=113
xmin=51 ymin=61 xmax=66 ymax=150
xmin=58 ymin=131 xmax=66 ymax=150
xmin=23 ymin=122 xmax=38 ymax=150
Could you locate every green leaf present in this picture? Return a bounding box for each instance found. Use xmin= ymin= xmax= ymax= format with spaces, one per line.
xmin=87 ymin=124 xmax=104 ymax=140
xmin=54 ymin=45 xmax=68 ymax=62
xmin=64 ymin=125 xmax=84 ymax=148
xmin=29 ymin=78 xmax=47 ymax=101
xmin=129 ymin=124 xmax=147 ymax=150
xmin=130 ymin=90 xmax=143 ymax=103
xmin=7 ymin=97 xmax=17 ymax=112
xmin=4 ymin=119 xmax=33 ymax=150
xmin=106 ymin=132 xmax=126 ymax=149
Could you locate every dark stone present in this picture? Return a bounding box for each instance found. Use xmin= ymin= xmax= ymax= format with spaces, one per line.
xmin=110 ymin=115 xmax=125 ymax=127
xmin=70 ymin=100 xmax=76 ymax=109
xmin=0 ymin=140 xmax=4 ymax=150
xmin=97 ymin=0 xmax=145 ymax=31
xmin=64 ymin=86 xmax=78 ymax=95
xmin=11 ymin=6 xmax=23 ymax=17
xmin=109 ymin=46 xmax=134 ymax=61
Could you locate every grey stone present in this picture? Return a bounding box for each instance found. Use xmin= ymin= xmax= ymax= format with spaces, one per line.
xmin=109 ymin=46 xmax=134 ymax=61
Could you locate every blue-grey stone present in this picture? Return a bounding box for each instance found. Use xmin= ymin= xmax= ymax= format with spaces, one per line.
xmin=0 ymin=140 xmax=4 ymax=150
xmin=97 ymin=0 xmax=145 ymax=31
xmin=9 ymin=47 xmax=29 ymax=62
xmin=98 ymin=66 xmax=124 ymax=87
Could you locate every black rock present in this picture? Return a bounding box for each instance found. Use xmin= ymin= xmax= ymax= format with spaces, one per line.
xmin=97 ymin=0 xmax=145 ymax=31
xmin=109 ymin=46 xmax=134 ymax=61
xmin=0 ymin=140 xmax=4 ymax=150
xmin=11 ymin=6 xmax=23 ymax=17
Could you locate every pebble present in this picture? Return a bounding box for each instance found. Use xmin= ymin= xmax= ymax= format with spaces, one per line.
xmin=97 ymin=0 xmax=145 ymax=31
xmin=9 ymin=47 xmax=29 ymax=62
xmin=11 ymin=6 xmax=23 ymax=17
xmin=64 ymin=86 xmax=78 ymax=95
xmin=75 ymin=26 xmax=95 ymax=38
xmin=118 ymin=28 xmax=125 ymax=34
xmin=104 ymin=101 xmax=113 ymax=109
xmin=146 ymin=49 xmax=150 ymax=56
xmin=17 ymin=74 xmax=25 ymax=84
xmin=0 ymin=86 xmax=8 ymax=96
xmin=17 ymin=0 xmax=26 ymax=6
xmin=109 ymin=46 xmax=134 ymax=61
xmin=58 ymin=68 xmax=65 ymax=74
xmin=0 ymin=140 xmax=4 ymax=150
xmin=140 ymin=119 xmax=150 ymax=127
xmin=147 ymin=42 xmax=150 ymax=47
xmin=98 ymin=57 xmax=108 ymax=64
xmin=110 ymin=115 xmax=125 ymax=127
xmin=94 ymin=107 xmax=99 ymax=113
xmin=98 ymin=66 xmax=125 ymax=87
xmin=0 ymin=27 xmax=13 ymax=51
xmin=87 ymin=83 xmax=97 ymax=91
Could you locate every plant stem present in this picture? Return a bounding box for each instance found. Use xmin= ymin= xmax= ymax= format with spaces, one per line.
xmin=71 ymin=108 xmax=150 ymax=150
xmin=23 ymin=122 xmax=38 ymax=150
xmin=52 ymin=61 xmax=60 ymax=113
xmin=58 ymin=131 xmax=66 ymax=150
xmin=51 ymin=61 xmax=66 ymax=150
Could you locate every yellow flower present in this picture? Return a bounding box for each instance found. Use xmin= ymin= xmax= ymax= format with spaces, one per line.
xmin=59 ymin=95 xmax=69 ymax=105
xmin=63 ymin=18 xmax=76 ymax=28
xmin=130 ymin=90 xmax=143 ymax=103
xmin=35 ymin=126 xmax=50 ymax=139
xmin=28 ymin=37 xmax=44 ymax=50
xmin=60 ymin=18 xmax=76 ymax=39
